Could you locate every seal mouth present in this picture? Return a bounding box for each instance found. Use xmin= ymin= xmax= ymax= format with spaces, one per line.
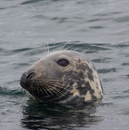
xmin=20 ymin=72 xmax=70 ymax=102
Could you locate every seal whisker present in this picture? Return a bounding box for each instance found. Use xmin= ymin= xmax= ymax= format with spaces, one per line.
xmin=52 ymin=89 xmax=69 ymax=101
xmin=38 ymin=82 xmax=58 ymax=96
xmin=43 ymin=83 xmax=63 ymax=96
xmin=34 ymin=80 xmax=50 ymax=97
xmin=48 ymin=85 xmax=69 ymax=98
xmin=38 ymin=80 xmax=64 ymax=90
xmin=37 ymin=86 xmax=41 ymax=95
xmin=48 ymin=88 xmax=60 ymax=97
xmin=38 ymin=80 xmax=70 ymax=97
xmin=45 ymin=81 xmax=66 ymax=90
xmin=43 ymin=84 xmax=55 ymax=96
xmin=37 ymin=80 xmax=62 ymax=97
xmin=44 ymin=80 xmax=62 ymax=85
xmin=44 ymin=42 xmax=50 ymax=54
xmin=47 ymin=42 xmax=49 ymax=53
xmin=46 ymin=85 xmax=62 ymax=96
xmin=41 ymin=85 xmax=50 ymax=97
xmin=26 ymin=75 xmax=71 ymax=101
xmin=61 ymin=41 xmax=71 ymax=50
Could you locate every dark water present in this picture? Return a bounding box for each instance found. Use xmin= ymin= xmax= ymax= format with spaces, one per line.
xmin=0 ymin=0 xmax=129 ymax=130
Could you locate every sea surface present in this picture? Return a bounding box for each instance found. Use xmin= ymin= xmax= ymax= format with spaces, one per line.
xmin=0 ymin=0 xmax=129 ymax=130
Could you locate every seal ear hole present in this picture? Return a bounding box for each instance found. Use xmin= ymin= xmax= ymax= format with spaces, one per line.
xmin=57 ymin=59 xmax=69 ymax=67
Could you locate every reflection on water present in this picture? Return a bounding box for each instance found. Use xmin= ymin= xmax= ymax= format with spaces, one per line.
xmin=21 ymin=99 xmax=102 ymax=130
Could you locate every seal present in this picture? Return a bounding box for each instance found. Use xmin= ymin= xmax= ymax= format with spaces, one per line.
xmin=20 ymin=50 xmax=103 ymax=104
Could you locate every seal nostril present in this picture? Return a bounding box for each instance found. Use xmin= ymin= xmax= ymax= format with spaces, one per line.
xmin=27 ymin=72 xmax=35 ymax=80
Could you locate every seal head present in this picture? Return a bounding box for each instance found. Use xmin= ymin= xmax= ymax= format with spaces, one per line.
xmin=20 ymin=50 xmax=103 ymax=104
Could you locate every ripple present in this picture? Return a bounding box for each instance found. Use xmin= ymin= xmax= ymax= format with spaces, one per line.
xmin=98 ymin=68 xmax=117 ymax=74
xmin=90 ymin=26 xmax=104 ymax=29
xmin=122 ymin=63 xmax=129 ymax=66
xmin=51 ymin=17 xmax=68 ymax=23
xmin=20 ymin=0 xmax=43 ymax=5
xmin=13 ymin=47 xmax=34 ymax=53
xmin=0 ymin=87 xmax=24 ymax=97
xmin=113 ymin=15 xmax=129 ymax=23
xmin=92 ymin=57 xmax=112 ymax=63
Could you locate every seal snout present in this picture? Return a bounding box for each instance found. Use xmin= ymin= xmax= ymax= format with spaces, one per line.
xmin=20 ymin=70 xmax=35 ymax=89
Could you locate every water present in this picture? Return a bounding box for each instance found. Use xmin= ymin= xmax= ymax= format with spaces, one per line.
xmin=0 ymin=0 xmax=129 ymax=129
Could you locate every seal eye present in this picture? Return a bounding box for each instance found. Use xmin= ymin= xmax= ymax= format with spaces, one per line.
xmin=57 ymin=59 xmax=69 ymax=67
